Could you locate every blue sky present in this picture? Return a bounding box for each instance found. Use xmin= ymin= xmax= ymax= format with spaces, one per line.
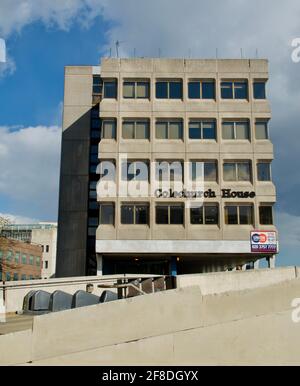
xmin=0 ymin=0 xmax=300 ymax=267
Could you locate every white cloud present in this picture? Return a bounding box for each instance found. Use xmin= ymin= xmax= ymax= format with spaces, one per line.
xmin=0 ymin=212 xmax=39 ymax=224
xmin=276 ymin=211 xmax=300 ymax=247
xmin=0 ymin=126 xmax=61 ymax=218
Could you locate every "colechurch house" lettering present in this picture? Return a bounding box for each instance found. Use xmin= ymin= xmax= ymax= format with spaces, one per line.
xmin=155 ymin=188 xmax=256 ymax=199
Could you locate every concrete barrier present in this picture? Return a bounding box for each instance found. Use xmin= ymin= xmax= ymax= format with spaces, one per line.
xmin=176 ymin=266 xmax=298 ymax=295
xmin=30 ymin=278 xmax=300 ymax=362
xmin=0 ymin=329 xmax=32 ymax=365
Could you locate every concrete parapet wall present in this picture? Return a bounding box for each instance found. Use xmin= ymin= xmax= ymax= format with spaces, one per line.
xmin=28 ymin=278 xmax=300 ymax=362
xmin=0 ymin=329 xmax=32 ymax=365
xmin=176 ymin=267 xmax=298 ymax=295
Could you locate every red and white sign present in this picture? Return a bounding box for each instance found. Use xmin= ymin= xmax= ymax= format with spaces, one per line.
xmin=250 ymin=231 xmax=278 ymax=253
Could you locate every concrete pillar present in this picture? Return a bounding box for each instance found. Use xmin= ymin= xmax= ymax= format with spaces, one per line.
xmin=268 ymin=255 xmax=276 ymax=269
xmin=96 ymin=254 xmax=103 ymax=276
xmin=0 ymin=288 xmax=6 ymax=323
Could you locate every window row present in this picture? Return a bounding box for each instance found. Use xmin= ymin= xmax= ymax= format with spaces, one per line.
xmin=2 ymin=272 xmax=41 ymax=282
xmin=98 ymin=203 xmax=274 ymax=226
xmin=97 ymin=160 xmax=272 ymax=182
xmin=0 ymin=250 xmax=41 ymax=266
xmin=96 ymin=77 xmax=267 ymax=101
xmin=96 ymin=119 xmax=270 ymax=141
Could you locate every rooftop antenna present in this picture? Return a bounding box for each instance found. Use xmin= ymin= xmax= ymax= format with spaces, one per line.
xmin=215 ymin=48 xmax=218 ymax=59
xmin=109 ymin=47 xmax=112 ymax=58
xmin=115 ymin=40 xmax=125 ymax=58
xmin=240 ymin=48 xmax=243 ymax=59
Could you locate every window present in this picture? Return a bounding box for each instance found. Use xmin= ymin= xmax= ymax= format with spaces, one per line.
xmin=225 ymin=205 xmax=253 ymax=225
xmin=103 ymin=80 xmax=117 ymax=99
xmin=93 ymin=75 xmax=102 ymax=94
xmin=6 ymin=250 xmax=12 ymax=262
xmin=253 ymin=81 xmax=266 ymax=99
xmin=223 ymin=162 xmax=251 ymax=182
xmin=156 ymin=120 xmax=183 ymax=140
xmin=122 ymin=120 xmax=150 ymax=140
xmin=190 ymin=204 xmax=219 ymax=225
xmin=257 ymin=162 xmax=271 ymax=181
xmin=98 ymin=160 xmax=116 ymax=181
xmin=45 ymin=261 xmax=48 ymax=269
xmin=122 ymin=161 xmax=149 ymax=181
xmin=156 ymin=204 xmax=184 ymax=225
xmin=156 ymin=80 xmax=182 ymax=99
xmin=29 ymin=255 xmax=34 ymax=265
xmin=22 ymin=254 xmax=27 ymax=264
xmin=121 ymin=204 xmax=149 ymax=225
xmin=36 ymin=257 xmax=41 ymax=266
xmin=13 ymin=273 xmax=19 ymax=281
xmin=222 ymin=121 xmax=250 ymax=140
xmin=190 ymin=161 xmax=217 ymax=182
xmin=6 ymin=272 xmax=11 ymax=281
xmin=15 ymin=252 xmax=20 ymax=264
xmin=123 ymin=80 xmax=150 ymax=99
xmin=255 ymin=120 xmax=269 ymax=140
xmin=259 ymin=206 xmax=273 ymax=225
xmin=221 ymin=80 xmax=248 ymax=99
xmin=188 ymin=80 xmax=215 ymax=99
xmin=21 ymin=274 xmax=26 ymax=280
xmin=156 ymin=161 xmax=183 ymax=183
xmin=99 ymin=203 xmax=115 ymax=225
xmin=46 ymin=245 xmax=49 ymax=253
xmin=101 ymin=119 xmax=116 ymax=139
xmin=189 ymin=120 xmax=216 ymax=140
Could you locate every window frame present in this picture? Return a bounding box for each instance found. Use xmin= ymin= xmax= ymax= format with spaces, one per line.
xmin=156 ymin=80 xmax=183 ymax=99
xmin=155 ymin=119 xmax=183 ymax=140
xmin=253 ymin=81 xmax=267 ymax=99
xmin=99 ymin=203 xmax=115 ymax=225
xmin=123 ymin=80 xmax=150 ymax=99
xmin=223 ymin=161 xmax=252 ymax=182
xmin=120 ymin=203 xmax=150 ymax=225
xmin=103 ymin=79 xmax=118 ymax=99
xmin=190 ymin=160 xmax=218 ymax=182
xmin=255 ymin=120 xmax=269 ymax=140
xmin=221 ymin=80 xmax=248 ymax=100
xmin=224 ymin=205 xmax=254 ymax=225
xmin=122 ymin=119 xmax=150 ymax=140
xmin=188 ymin=79 xmax=216 ymax=100
xmin=188 ymin=119 xmax=216 ymax=140
xmin=155 ymin=204 xmax=184 ymax=225
xmin=190 ymin=204 xmax=219 ymax=225
xmin=101 ymin=119 xmax=117 ymax=140
xmin=222 ymin=120 xmax=250 ymax=140
xmin=257 ymin=161 xmax=272 ymax=181
xmin=259 ymin=205 xmax=274 ymax=225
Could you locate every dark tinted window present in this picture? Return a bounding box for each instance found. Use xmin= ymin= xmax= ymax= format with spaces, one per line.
xmin=170 ymin=205 xmax=184 ymax=224
xmin=156 ymin=82 xmax=168 ymax=98
xmin=202 ymin=82 xmax=215 ymax=99
xmin=169 ymin=82 xmax=182 ymax=99
xmin=156 ymin=206 xmax=169 ymax=224
xmin=257 ymin=163 xmax=271 ymax=181
xmin=253 ymin=82 xmax=266 ymax=99
xmin=259 ymin=206 xmax=273 ymax=225
xmin=104 ymin=81 xmax=117 ymax=98
xmin=188 ymin=82 xmax=200 ymax=98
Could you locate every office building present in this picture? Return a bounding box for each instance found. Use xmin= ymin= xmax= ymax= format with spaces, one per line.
xmin=57 ymin=58 xmax=278 ymax=277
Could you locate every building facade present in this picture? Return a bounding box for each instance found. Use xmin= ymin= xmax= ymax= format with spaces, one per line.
xmin=1 ymin=223 xmax=57 ymax=278
xmin=57 ymin=58 xmax=278 ymax=277
xmin=0 ymin=237 xmax=42 ymax=281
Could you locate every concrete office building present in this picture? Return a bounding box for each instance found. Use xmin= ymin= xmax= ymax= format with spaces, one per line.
xmin=1 ymin=223 xmax=57 ymax=279
xmin=57 ymin=58 xmax=278 ymax=277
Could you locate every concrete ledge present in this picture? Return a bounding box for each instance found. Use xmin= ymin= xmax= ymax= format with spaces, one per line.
xmin=177 ymin=267 xmax=298 ymax=295
xmin=0 ymin=329 xmax=32 ymax=365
